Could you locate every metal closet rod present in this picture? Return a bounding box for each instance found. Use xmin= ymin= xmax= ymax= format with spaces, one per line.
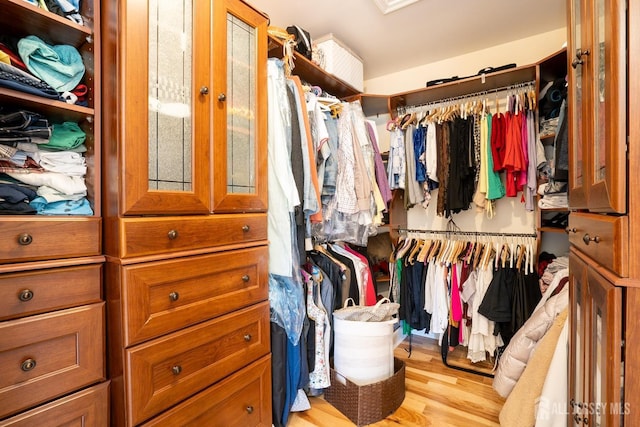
xmin=396 ymin=227 xmax=537 ymax=238
xmin=396 ymin=79 xmax=536 ymax=115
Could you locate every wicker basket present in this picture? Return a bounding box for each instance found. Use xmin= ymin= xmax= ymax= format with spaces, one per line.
xmin=324 ymin=358 xmax=406 ymax=426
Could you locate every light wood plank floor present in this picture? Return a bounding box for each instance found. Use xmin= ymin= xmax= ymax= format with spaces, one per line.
xmin=288 ymin=334 xmax=505 ymax=427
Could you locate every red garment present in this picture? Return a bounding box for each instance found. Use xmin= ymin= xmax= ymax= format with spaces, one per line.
xmin=343 ymin=245 xmax=377 ymax=306
xmin=490 ymin=112 xmax=506 ymax=171
xmin=503 ymin=112 xmax=526 ymax=197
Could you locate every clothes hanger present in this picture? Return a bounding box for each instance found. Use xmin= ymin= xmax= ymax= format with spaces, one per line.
xmin=417 ymin=238 xmax=433 ymax=263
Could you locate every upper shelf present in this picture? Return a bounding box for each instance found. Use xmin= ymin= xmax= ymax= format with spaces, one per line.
xmin=388 ymin=63 xmax=538 ymax=117
xmin=1 ymin=0 xmax=93 ymax=47
xmin=268 ymin=35 xmax=361 ymax=99
xmin=344 ymin=94 xmax=390 ymax=117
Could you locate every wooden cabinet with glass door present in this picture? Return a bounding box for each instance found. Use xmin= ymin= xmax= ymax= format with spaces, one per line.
xmin=102 ymin=0 xmax=271 ymax=425
xmin=567 ymin=0 xmax=626 ymax=213
xmin=569 ymin=250 xmax=623 ymax=427
xmin=565 ymin=0 xmax=640 ymax=425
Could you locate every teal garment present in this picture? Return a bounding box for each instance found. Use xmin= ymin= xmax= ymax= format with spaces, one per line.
xmin=41 ymin=122 xmax=86 ymax=150
xmin=486 ymin=113 xmax=506 ymax=200
xmin=31 ymin=197 xmax=93 ymax=215
xmin=18 ymin=35 xmax=85 ymax=92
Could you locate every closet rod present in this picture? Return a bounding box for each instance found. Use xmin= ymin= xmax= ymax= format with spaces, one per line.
xmin=395 ymin=227 xmax=537 ymax=239
xmin=396 ymin=79 xmax=535 ymax=115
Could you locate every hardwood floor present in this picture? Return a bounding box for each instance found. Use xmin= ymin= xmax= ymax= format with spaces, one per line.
xmin=288 ymin=334 xmax=505 ymax=427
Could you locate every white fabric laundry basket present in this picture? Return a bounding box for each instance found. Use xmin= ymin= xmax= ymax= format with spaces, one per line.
xmin=333 ymin=316 xmax=396 ymax=386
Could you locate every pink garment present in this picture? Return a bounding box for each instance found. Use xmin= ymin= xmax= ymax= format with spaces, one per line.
xmin=451 ymin=264 xmax=464 ymax=343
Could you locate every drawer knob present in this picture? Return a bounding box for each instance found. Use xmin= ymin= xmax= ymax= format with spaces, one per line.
xmin=18 ymin=289 xmax=34 ymax=302
xmin=565 ymin=227 xmax=577 ymax=234
xmin=168 ymin=229 xmax=178 ymax=240
xmin=18 ymin=233 xmax=33 ymax=245
xmin=200 ymin=86 xmax=209 ymax=95
xmin=582 ymin=234 xmax=600 ymax=245
xmin=246 ymin=405 xmax=254 ymax=414
xmin=242 ymin=225 xmax=250 ymax=232
xmin=244 ymin=334 xmax=252 ymax=342
xmin=169 ymin=292 xmax=180 ymax=302
xmin=242 ymin=275 xmax=250 ymax=282
xmin=218 ymin=93 xmax=226 ymax=102
xmin=21 ymin=358 xmax=36 ymax=372
xmin=172 ymin=365 xmax=182 ymax=375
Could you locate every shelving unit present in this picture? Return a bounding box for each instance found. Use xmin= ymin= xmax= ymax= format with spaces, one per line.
xmin=536 ymin=48 xmax=568 ymax=258
xmin=0 ymin=0 xmax=108 ymax=424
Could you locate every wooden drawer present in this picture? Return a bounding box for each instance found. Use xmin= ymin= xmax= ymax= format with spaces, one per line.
xmin=0 ymin=303 xmax=105 ymax=419
xmin=141 ymin=355 xmax=271 ymax=427
xmin=119 ymin=214 xmax=267 ymax=258
xmin=0 ymin=381 xmax=109 ymax=427
xmin=568 ymin=212 xmax=628 ymax=277
xmin=122 ymin=246 xmax=268 ymax=346
xmin=126 ymin=302 xmax=270 ymax=426
xmin=0 ymin=218 xmax=101 ymax=264
xmin=0 ymin=264 xmax=102 ymax=321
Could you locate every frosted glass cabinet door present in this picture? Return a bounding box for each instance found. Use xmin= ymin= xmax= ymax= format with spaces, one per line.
xmin=121 ymin=0 xmax=211 ymax=214
xmin=586 ymin=0 xmax=626 ymax=214
xmin=568 ymin=0 xmax=588 ymax=209
xmin=213 ymin=0 xmax=268 ymax=213
xmin=585 ymin=267 xmax=622 ymax=427
xmin=569 ymin=255 xmax=587 ymax=425
xmin=568 ymin=0 xmax=626 ymax=214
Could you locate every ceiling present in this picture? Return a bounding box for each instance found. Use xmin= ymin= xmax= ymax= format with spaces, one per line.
xmin=246 ymin=0 xmax=567 ymax=80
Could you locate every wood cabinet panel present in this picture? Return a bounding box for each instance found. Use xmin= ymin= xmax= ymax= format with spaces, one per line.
xmin=120 ymin=214 xmax=267 ymax=258
xmin=0 ymin=381 xmax=109 ymax=427
xmin=568 ymin=212 xmax=628 ymax=277
xmin=125 ymin=301 xmax=269 ymax=425
xmin=0 ymin=218 xmax=101 ymax=264
xmin=0 ymin=264 xmax=102 ymax=321
xmin=141 ymin=355 xmax=271 ymax=427
xmin=122 ymin=246 xmax=268 ymax=345
xmin=0 ymin=303 xmax=105 ymax=418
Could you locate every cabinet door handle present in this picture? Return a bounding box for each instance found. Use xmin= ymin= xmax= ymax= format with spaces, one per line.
xmin=242 ymin=225 xmax=250 ymax=232
xmin=571 ymin=48 xmax=590 ymax=68
xmin=246 ymin=405 xmax=254 ymax=414
xmin=168 ymin=229 xmax=178 ymax=240
xmin=200 ymin=86 xmax=209 ymax=95
xmin=18 ymin=289 xmax=34 ymax=302
xmin=21 ymin=358 xmax=37 ymax=372
xmin=244 ymin=334 xmax=252 ymax=342
xmin=242 ymin=275 xmax=250 ymax=282
xmin=172 ymin=365 xmax=182 ymax=375
xmin=169 ymin=292 xmax=180 ymax=302
xmin=218 ymin=93 xmax=226 ymax=102
xmin=17 ymin=233 xmax=33 ymax=245
xmin=582 ymin=234 xmax=600 ymax=245
xmin=565 ymin=227 xmax=577 ymax=234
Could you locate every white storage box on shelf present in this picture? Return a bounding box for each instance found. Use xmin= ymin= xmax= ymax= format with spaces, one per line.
xmin=314 ymin=33 xmax=364 ymax=92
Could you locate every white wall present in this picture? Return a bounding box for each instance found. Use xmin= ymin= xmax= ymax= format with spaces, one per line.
xmin=363 ymin=27 xmax=567 ymax=234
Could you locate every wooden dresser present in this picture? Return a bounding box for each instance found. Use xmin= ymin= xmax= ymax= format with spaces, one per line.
xmin=0 ymin=0 xmax=108 ymax=425
xmin=566 ymin=0 xmax=640 ymax=425
xmin=101 ymin=0 xmax=271 ymax=425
